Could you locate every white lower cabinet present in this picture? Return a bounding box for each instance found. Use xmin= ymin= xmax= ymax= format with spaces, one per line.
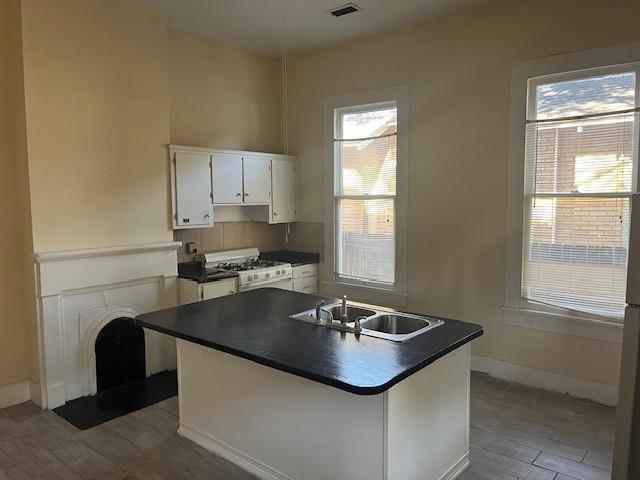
xmin=292 ymin=264 xmax=318 ymax=294
xmin=293 ymin=277 xmax=317 ymax=294
xmin=179 ymin=278 xmax=237 ymax=304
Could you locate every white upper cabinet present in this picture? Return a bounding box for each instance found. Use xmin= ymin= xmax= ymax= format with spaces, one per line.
xmin=243 ymin=156 xmax=271 ymax=205
xmin=169 ymin=145 xmax=297 ymax=229
xmin=212 ymin=153 xmax=244 ymax=205
xmin=270 ymin=157 xmax=297 ymax=224
xmin=171 ymin=150 xmax=213 ymax=229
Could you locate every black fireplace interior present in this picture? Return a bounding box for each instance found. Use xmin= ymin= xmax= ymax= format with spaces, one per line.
xmin=95 ymin=317 xmax=146 ymax=392
xmin=53 ymin=317 xmax=177 ymax=430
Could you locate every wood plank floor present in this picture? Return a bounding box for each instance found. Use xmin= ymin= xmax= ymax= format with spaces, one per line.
xmin=0 ymin=371 xmax=615 ymax=479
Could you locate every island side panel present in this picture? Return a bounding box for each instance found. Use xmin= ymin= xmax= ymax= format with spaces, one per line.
xmin=386 ymin=344 xmax=471 ymax=480
xmin=176 ymin=339 xmax=386 ymax=480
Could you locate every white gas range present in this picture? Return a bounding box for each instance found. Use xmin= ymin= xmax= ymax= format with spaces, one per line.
xmin=197 ymin=248 xmax=293 ymax=292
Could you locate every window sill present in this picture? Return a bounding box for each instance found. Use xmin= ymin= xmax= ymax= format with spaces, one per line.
xmin=323 ymin=281 xmax=408 ymax=308
xmin=502 ymin=306 xmax=623 ymax=343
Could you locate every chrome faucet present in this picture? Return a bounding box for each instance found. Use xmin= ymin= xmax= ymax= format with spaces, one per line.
xmin=341 ymin=295 xmax=348 ymax=324
xmin=315 ymin=300 xmax=333 ymax=325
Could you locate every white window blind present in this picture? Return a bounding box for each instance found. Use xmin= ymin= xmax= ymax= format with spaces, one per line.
xmin=334 ymin=103 xmax=397 ymax=285
xmin=523 ymin=69 xmax=639 ymax=320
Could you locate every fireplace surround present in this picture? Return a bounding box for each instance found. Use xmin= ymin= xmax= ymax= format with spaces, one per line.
xmin=34 ymin=241 xmax=181 ymax=409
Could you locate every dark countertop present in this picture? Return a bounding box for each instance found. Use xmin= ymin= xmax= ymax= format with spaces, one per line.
xmin=178 ymin=262 xmax=238 ymax=284
xmin=259 ymin=250 xmax=320 ymax=266
xmin=136 ymin=288 xmax=483 ymax=395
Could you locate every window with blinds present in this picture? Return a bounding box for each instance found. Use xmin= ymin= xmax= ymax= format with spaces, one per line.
xmin=522 ymin=68 xmax=639 ymax=320
xmin=333 ymin=102 xmax=397 ymax=285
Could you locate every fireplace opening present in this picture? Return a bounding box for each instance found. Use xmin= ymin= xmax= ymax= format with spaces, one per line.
xmin=95 ymin=317 xmax=146 ymax=392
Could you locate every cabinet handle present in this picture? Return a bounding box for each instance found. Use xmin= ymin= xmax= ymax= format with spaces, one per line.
xmin=244 ymin=192 xmax=250 ymax=196
xmin=236 ymin=193 xmax=242 ymax=196
xmin=273 ymin=212 xmax=278 ymax=216
xmin=229 ymin=290 xmax=235 ymax=294
xmin=204 ymin=214 xmax=210 ymax=218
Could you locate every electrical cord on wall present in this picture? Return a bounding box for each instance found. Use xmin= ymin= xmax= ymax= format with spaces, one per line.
xmin=282 ymin=0 xmax=291 ymax=246
xmin=281 ymin=0 xmax=289 ymax=156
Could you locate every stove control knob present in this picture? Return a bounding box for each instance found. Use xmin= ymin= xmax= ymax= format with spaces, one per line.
xmin=247 ymin=274 xmax=253 ymax=281
xmin=275 ymin=270 xmax=280 ymax=275
xmin=266 ymin=273 xmax=271 ymax=279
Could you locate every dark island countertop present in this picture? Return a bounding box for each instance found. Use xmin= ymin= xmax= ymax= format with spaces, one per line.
xmin=135 ymin=288 xmax=483 ymax=395
xmin=259 ymin=250 xmax=320 ymax=266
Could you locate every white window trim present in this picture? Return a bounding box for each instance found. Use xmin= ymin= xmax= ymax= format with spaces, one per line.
xmin=324 ymin=86 xmax=409 ymax=306
xmin=506 ymin=42 xmax=640 ymax=344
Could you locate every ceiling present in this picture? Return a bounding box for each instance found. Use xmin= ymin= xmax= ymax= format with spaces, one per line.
xmin=145 ymin=0 xmax=488 ymax=56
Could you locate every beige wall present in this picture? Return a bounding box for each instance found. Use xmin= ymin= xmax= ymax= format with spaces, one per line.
xmin=0 ymin=0 xmax=36 ymax=387
xmin=0 ymin=0 xmax=287 ymax=390
xmin=287 ymin=0 xmax=640 ymax=386
xmin=167 ymin=28 xmax=285 ymax=254
xmin=20 ymin=0 xmax=173 ymax=252
xmin=168 ymin=28 xmax=283 ymax=153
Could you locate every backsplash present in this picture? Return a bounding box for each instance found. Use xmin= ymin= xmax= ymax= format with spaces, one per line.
xmin=174 ymin=222 xmax=286 ymax=263
xmin=173 ymin=221 xmax=324 ymax=264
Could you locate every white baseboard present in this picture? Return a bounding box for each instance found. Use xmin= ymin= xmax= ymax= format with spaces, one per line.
xmin=180 ymin=421 xmax=467 ymax=480
xmin=0 ymin=381 xmax=30 ymax=409
xmin=29 ymin=381 xmax=43 ymax=407
xmin=45 ymin=382 xmax=66 ymax=410
xmin=472 ymin=355 xmax=618 ymax=406
xmin=178 ymin=423 xmax=294 ymax=480
xmin=441 ymin=451 xmax=469 ymax=480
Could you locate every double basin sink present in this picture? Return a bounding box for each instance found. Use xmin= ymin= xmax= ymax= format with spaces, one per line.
xmin=290 ymin=302 xmax=444 ymax=342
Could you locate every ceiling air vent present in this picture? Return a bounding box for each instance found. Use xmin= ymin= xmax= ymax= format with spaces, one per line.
xmin=328 ymin=3 xmax=361 ymax=17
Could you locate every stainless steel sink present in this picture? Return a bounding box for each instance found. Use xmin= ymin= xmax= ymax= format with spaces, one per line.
xmin=321 ymin=304 xmax=377 ymax=323
xmin=359 ymin=313 xmax=443 ymax=341
xmin=290 ymin=303 xmax=443 ymax=342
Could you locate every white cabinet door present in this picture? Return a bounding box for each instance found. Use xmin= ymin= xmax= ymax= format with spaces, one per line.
xmin=293 ymin=277 xmax=318 ymax=294
xmin=174 ymin=151 xmax=212 ymax=228
xmin=243 ymin=156 xmax=271 ymax=204
xmin=271 ymin=157 xmax=296 ymax=223
xmin=213 ymin=153 xmax=244 ymax=205
xmin=201 ymin=278 xmax=237 ymax=300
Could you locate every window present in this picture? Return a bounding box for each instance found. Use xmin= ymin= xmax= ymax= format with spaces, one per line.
xmin=325 ymin=87 xmax=408 ymax=303
xmin=335 ymin=103 xmax=397 ymax=285
xmin=521 ymin=66 xmax=639 ymax=321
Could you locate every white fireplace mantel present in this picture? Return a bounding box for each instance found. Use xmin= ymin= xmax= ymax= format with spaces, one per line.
xmin=34 ymin=241 xmax=181 ymax=409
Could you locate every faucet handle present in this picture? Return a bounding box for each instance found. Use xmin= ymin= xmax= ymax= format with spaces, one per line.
xmin=354 ymin=316 xmax=366 ymax=332
xmin=315 ymin=300 xmax=325 ymax=323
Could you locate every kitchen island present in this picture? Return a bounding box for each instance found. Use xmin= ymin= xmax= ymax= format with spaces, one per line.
xmin=136 ymin=288 xmax=483 ymax=480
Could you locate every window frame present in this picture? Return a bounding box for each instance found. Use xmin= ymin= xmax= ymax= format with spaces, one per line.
xmin=324 ymin=86 xmax=409 ymax=306
xmin=505 ymin=42 xmax=640 ymax=342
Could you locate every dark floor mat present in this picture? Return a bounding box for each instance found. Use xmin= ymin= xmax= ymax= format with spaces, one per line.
xmin=53 ymin=370 xmax=177 ymax=430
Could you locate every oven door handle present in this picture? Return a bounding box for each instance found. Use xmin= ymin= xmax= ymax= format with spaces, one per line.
xmin=239 ymin=275 xmax=292 ymax=291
